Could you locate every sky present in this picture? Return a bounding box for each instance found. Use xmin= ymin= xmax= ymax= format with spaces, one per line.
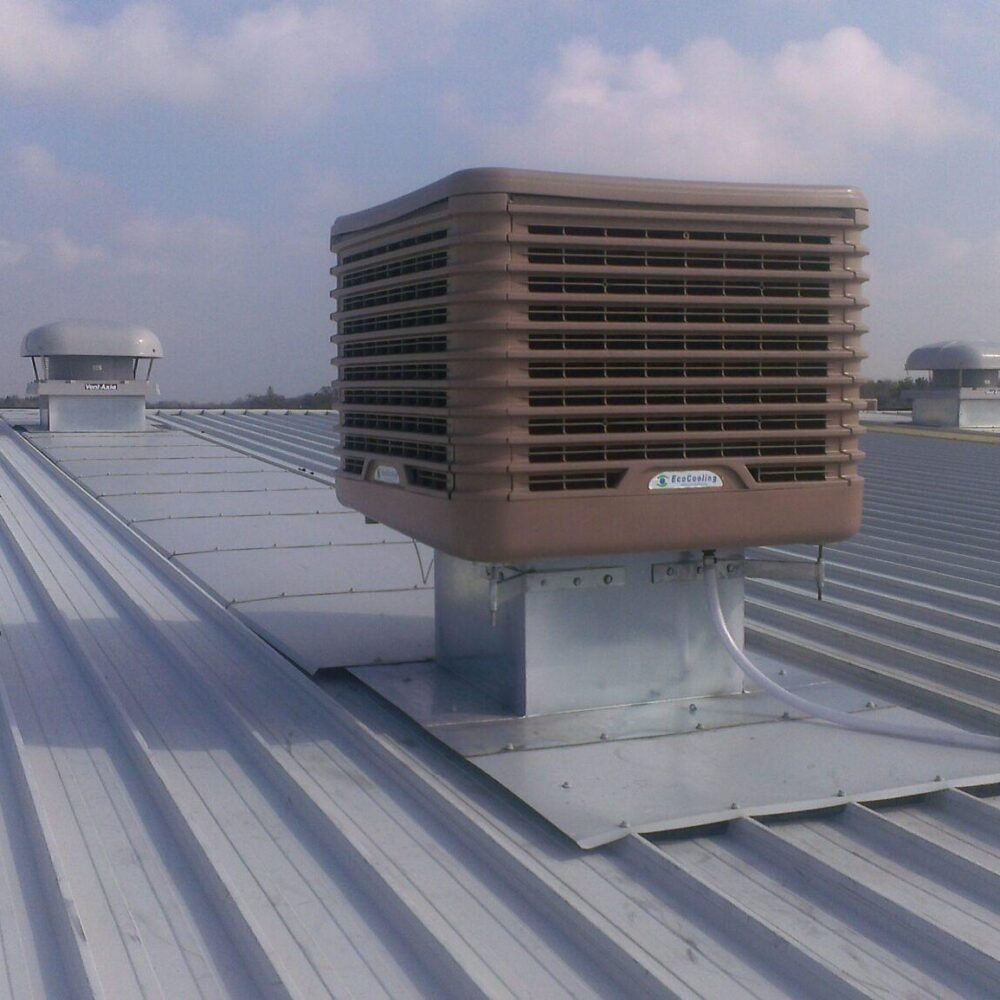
xmin=1 ymin=0 xmax=999 ymax=400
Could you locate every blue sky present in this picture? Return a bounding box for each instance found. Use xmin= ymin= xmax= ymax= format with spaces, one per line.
xmin=1 ymin=0 xmax=998 ymax=400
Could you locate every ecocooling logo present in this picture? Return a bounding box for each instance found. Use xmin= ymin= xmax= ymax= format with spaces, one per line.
xmin=648 ymin=470 xmax=723 ymax=491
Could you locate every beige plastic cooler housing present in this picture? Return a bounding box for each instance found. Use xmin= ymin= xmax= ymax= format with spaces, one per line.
xmin=330 ymin=168 xmax=869 ymax=562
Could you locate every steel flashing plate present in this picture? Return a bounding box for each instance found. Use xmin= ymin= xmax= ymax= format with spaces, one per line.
xmin=138 ymin=511 xmax=405 ymax=555
xmin=469 ymin=707 xmax=1000 ymax=848
xmin=176 ymin=542 xmax=432 ymax=605
xmin=24 ymin=427 xmax=433 ymax=674
xmin=107 ymin=488 xmax=351 ymax=521
xmin=237 ymin=590 xmax=434 ymax=671
xmin=351 ymin=651 xmax=881 ymax=756
xmin=349 ymin=642 xmax=1000 ymax=847
xmin=79 ymin=469 xmax=327 ymax=496
xmin=39 ymin=444 xmax=221 ymax=461
xmin=59 ymin=455 xmax=266 ymax=477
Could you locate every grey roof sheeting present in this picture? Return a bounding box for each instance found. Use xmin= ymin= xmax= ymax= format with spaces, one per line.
xmin=0 ymin=409 xmax=999 ymax=997
xmin=150 ymin=409 xmax=339 ymax=483
xmin=749 ymin=429 xmax=1000 ymax=735
xmin=28 ymin=412 xmax=1000 ymax=847
xmin=21 ymin=419 xmax=433 ymax=674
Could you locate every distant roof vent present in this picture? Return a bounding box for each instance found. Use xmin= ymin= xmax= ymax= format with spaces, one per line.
xmin=905 ymin=339 xmax=1000 ymax=428
xmin=22 ymin=320 xmax=164 ymax=432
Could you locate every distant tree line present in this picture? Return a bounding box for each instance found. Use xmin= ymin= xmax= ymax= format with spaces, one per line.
xmin=859 ymin=377 xmax=928 ymax=411
xmin=1 ymin=395 xmax=31 ymax=407
xmin=6 ymin=379 xmax=926 ymax=412
xmin=2 ymin=384 xmax=336 ymax=409
xmin=157 ymin=384 xmax=336 ymax=410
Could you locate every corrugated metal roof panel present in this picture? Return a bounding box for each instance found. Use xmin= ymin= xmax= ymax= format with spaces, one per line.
xmin=151 ymin=410 xmax=340 ymax=483
xmin=1 ymin=409 xmax=1000 ymax=998
xmin=20 ymin=422 xmax=433 ymax=672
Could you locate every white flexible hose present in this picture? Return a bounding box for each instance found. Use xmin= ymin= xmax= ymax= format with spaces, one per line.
xmin=704 ymin=558 xmax=1000 ymax=753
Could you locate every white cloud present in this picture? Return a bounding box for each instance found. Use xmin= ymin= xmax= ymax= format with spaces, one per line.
xmin=11 ymin=143 xmax=69 ymax=187
xmin=28 ymin=212 xmax=247 ymax=276
xmin=296 ymin=163 xmax=356 ymax=216
xmin=0 ymin=237 xmax=28 ymax=265
xmin=4 ymin=144 xmax=253 ymax=278
xmin=868 ymin=224 xmax=1000 ymax=376
xmin=115 ymin=210 xmax=251 ymax=276
xmin=38 ymin=228 xmax=106 ymax=269
xmin=8 ymin=143 xmax=112 ymax=200
xmin=0 ymin=0 xmax=378 ymax=118
xmin=772 ymin=29 xmax=973 ymax=143
xmin=486 ymin=27 xmax=984 ymax=181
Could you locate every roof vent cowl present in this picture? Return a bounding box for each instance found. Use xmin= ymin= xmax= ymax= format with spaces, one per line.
xmin=22 ymin=320 xmax=164 ymax=433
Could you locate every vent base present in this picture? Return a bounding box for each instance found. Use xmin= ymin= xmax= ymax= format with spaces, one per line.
xmin=434 ymin=549 xmax=745 ymax=715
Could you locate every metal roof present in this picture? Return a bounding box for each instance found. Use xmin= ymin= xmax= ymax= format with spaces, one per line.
xmin=21 ymin=321 xmax=164 ymax=358
xmin=29 ymin=415 xmax=433 ymax=673
xmin=906 ymin=341 xmax=1000 ymax=371
xmin=151 ymin=410 xmax=339 ymax=483
xmin=1 ymin=408 xmax=999 ymax=998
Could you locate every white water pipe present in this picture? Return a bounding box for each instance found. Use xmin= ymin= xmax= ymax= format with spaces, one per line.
xmin=704 ymin=556 xmax=1000 ymax=753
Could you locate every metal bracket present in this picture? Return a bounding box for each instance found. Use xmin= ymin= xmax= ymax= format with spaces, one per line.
xmin=485 ymin=565 xmax=626 ymax=625
xmin=652 ymin=549 xmax=825 ymax=600
xmin=651 ymin=560 xmax=740 ymax=584
xmin=743 ymin=546 xmax=825 ymax=600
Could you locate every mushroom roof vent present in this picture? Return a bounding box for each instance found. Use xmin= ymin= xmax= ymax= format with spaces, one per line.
xmin=905 ymin=340 xmax=1000 ymax=371
xmin=21 ymin=320 xmax=164 ymax=359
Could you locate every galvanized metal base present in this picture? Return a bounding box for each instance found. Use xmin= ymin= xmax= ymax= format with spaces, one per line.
xmin=351 ymin=646 xmax=1000 ymax=847
xmin=36 ymin=382 xmax=149 ymax=432
xmin=434 ymin=549 xmax=745 ymax=715
xmin=350 ymin=546 xmax=1000 ymax=845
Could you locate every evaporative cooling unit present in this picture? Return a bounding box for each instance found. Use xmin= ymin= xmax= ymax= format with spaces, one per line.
xmin=330 ymin=169 xmax=868 ymax=563
xmin=331 ymin=169 xmax=869 ymax=720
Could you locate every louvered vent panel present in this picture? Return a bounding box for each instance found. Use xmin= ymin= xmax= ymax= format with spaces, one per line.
xmin=331 ymin=169 xmax=868 ymax=561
